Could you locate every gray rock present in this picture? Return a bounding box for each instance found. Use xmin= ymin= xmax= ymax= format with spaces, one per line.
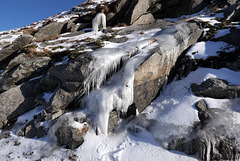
xmin=55 ymin=125 xmax=85 ymax=149
xmin=195 ymin=99 xmax=208 ymax=112
xmin=108 ymin=110 xmax=119 ymax=133
xmin=109 ymin=36 xmax=129 ymax=43
xmin=0 ymin=34 xmax=33 ymax=63
xmin=132 ymin=13 xmax=155 ymax=25
xmin=130 ymin=0 xmax=152 ymax=24
xmin=33 ymin=22 xmax=67 ymax=42
xmin=0 ymin=80 xmax=38 ymax=128
xmin=0 ymin=56 xmax=51 ymax=92
xmin=1 ymin=53 xmax=28 ymax=75
xmin=133 ymin=22 xmax=203 ymax=112
xmin=116 ymin=19 xmax=173 ymax=35
xmin=214 ymin=29 xmax=240 ymax=47
xmin=191 ymin=78 xmax=240 ymax=99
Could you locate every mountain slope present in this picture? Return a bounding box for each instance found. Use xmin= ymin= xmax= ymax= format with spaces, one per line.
xmin=0 ymin=0 xmax=240 ymax=160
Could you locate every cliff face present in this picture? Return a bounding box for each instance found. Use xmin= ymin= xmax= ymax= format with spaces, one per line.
xmin=0 ymin=0 xmax=240 ymax=160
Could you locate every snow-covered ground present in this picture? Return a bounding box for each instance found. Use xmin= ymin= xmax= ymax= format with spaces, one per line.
xmin=0 ymin=0 xmax=240 ymax=160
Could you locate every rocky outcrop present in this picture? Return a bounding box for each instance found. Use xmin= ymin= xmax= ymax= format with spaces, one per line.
xmin=33 ymin=22 xmax=66 ymax=42
xmin=150 ymin=0 xmax=211 ymax=19
xmin=0 ymin=55 xmax=51 ymax=92
xmin=0 ymin=34 xmax=33 ymax=68
xmin=107 ymin=0 xmax=210 ymax=25
xmin=133 ymin=21 xmax=203 ymax=112
xmin=191 ymin=78 xmax=240 ymax=99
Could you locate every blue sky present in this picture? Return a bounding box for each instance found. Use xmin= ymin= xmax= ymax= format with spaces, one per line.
xmin=0 ymin=0 xmax=85 ymax=31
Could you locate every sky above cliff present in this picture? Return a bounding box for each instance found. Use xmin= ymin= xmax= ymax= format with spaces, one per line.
xmin=0 ymin=0 xmax=85 ymax=31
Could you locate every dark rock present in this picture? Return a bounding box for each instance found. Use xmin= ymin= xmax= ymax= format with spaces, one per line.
xmin=224 ymin=3 xmax=240 ymax=21
xmin=55 ymin=125 xmax=86 ymax=149
xmin=213 ymin=29 xmax=240 ymax=47
xmin=109 ymin=36 xmax=129 ymax=43
xmin=150 ymin=0 xmax=211 ymax=19
xmin=195 ymin=99 xmax=208 ymax=112
xmin=191 ymin=78 xmax=240 ymax=98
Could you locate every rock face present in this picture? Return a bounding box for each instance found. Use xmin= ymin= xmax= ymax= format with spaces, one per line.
xmin=0 ymin=34 xmax=33 ymax=68
xmin=107 ymin=0 xmax=210 ymax=25
xmin=133 ymin=22 xmax=203 ymax=112
xmin=191 ymin=78 xmax=240 ymax=99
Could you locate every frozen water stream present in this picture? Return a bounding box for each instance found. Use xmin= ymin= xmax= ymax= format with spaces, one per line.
xmin=80 ymin=23 xmax=192 ymax=135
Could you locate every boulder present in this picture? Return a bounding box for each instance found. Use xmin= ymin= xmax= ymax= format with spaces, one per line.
xmin=132 ymin=13 xmax=155 ymax=25
xmin=195 ymin=99 xmax=208 ymax=112
xmin=133 ymin=22 xmax=203 ymax=112
xmin=191 ymin=78 xmax=240 ymax=98
xmin=33 ymin=22 xmax=67 ymax=42
xmin=116 ymin=19 xmax=173 ymax=35
xmin=55 ymin=124 xmax=88 ymax=149
xmin=0 ymin=56 xmax=51 ymax=92
xmin=130 ymin=0 xmax=152 ymax=24
xmin=0 ymin=80 xmax=38 ymax=128
xmin=0 ymin=34 xmax=33 ymax=67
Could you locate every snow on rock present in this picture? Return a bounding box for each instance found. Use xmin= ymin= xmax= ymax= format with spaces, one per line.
xmin=186 ymin=41 xmax=236 ymax=60
xmin=214 ymin=28 xmax=231 ymax=38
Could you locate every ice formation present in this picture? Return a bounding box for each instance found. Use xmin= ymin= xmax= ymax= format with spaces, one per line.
xmin=83 ymin=39 xmax=156 ymax=94
xmin=79 ymin=23 xmax=192 ymax=135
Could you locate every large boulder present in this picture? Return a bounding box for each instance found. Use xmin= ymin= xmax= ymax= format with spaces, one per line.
xmin=0 ymin=55 xmax=51 ymax=92
xmin=0 ymin=80 xmax=38 ymax=128
xmin=130 ymin=0 xmax=153 ymax=25
xmin=133 ymin=21 xmax=203 ymax=112
xmin=33 ymin=22 xmax=67 ymax=42
xmin=0 ymin=34 xmax=33 ymax=67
